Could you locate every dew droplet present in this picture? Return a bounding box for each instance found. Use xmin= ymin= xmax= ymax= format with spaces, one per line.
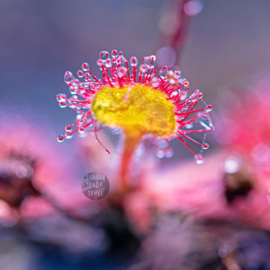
xmin=56 ymin=93 xmax=66 ymax=102
xmin=174 ymin=70 xmax=181 ymax=78
xmin=57 ymin=135 xmax=65 ymax=142
xmin=120 ymin=57 xmax=128 ymax=68
xmin=199 ymin=113 xmax=213 ymax=130
xmin=77 ymin=70 xmax=83 ymax=78
xmin=140 ymin=64 xmax=147 ymax=73
xmin=144 ymin=56 xmax=152 ymax=69
xmin=180 ymin=91 xmax=187 ymax=100
xmin=70 ymin=80 xmax=79 ymax=91
xmin=65 ymin=133 xmax=73 ymax=139
xmin=111 ymin=50 xmax=118 ymax=59
xmin=82 ymin=63 xmax=89 ymax=71
xmin=150 ymin=55 xmax=156 ymax=67
xmin=178 ymin=79 xmax=186 ymax=86
xmin=185 ymin=123 xmax=194 ymax=129
xmin=117 ymin=67 xmax=127 ymax=78
xmin=100 ymin=51 xmax=109 ymax=62
xmin=158 ymin=139 xmax=169 ymax=149
xmin=97 ymin=59 xmax=103 ymax=70
xmin=202 ymin=143 xmax=209 ymax=150
xmin=195 ymin=154 xmax=204 ymax=164
xmin=105 ymin=58 xmax=112 ymax=68
xmin=65 ymin=125 xmax=72 ymax=131
xmin=188 ymin=89 xmax=200 ymax=102
xmin=206 ymin=105 xmax=212 ymax=112
xmin=171 ymin=90 xmax=179 ymax=97
xmin=59 ymin=101 xmax=67 ymax=108
xmin=69 ymin=88 xmax=76 ymax=95
xmin=64 ymin=71 xmax=74 ymax=84
xmin=130 ymin=57 xmax=138 ymax=67
xmin=76 ymin=114 xmax=83 ymax=120
xmin=78 ymin=127 xmax=85 ymax=134
xmin=159 ymin=66 xmax=168 ymax=78
xmin=157 ymin=150 xmax=165 ymax=158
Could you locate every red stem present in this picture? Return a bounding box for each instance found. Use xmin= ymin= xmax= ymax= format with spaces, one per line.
xmin=119 ymin=134 xmax=140 ymax=192
xmin=157 ymin=0 xmax=190 ymax=66
xmin=171 ymin=0 xmax=190 ymax=64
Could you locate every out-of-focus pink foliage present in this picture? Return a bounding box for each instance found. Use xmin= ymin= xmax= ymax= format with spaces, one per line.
xmin=0 ymin=115 xmax=85 ymax=222
xmin=140 ymin=82 xmax=270 ymax=230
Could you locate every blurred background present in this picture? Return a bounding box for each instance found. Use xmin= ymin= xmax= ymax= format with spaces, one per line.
xmin=1 ymin=0 xmax=270 ymax=269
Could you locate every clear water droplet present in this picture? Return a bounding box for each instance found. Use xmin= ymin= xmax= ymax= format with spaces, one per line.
xmin=76 ymin=114 xmax=83 ymax=120
xmin=202 ymin=143 xmax=209 ymax=150
xmin=130 ymin=57 xmax=138 ymax=67
xmin=77 ymin=70 xmax=83 ymax=78
xmin=144 ymin=56 xmax=152 ymax=69
xmin=65 ymin=133 xmax=73 ymax=139
xmin=59 ymin=101 xmax=67 ymax=108
xmin=117 ymin=67 xmax=126 ymax=78
xmin=195 ymin=154 xmax=204 ymax=164
xmin=199 ymin=113 xmax=213 ymax=130
xmin=206 ymin=105 xmax=212 ymax=112
xmin=78 ymin=127 xmax=85 ymax=134
xmin=57 ymin=135 xmax=65 ymax=142
xmin=120 ymin=56 xmax=128 ymax=68
xmin=111 ymin=50 xmax=118 ymax=59
xmin=158 ymin=139 xmax=169 ymax=149
xmin=69 ymin=88 xmax=76 ymax=95
xmin=65 ymin=125 xmax=72 ymax=131
xmin=64 ymin=71 xmax=74 ymax=84
xmin=157 ymin=150 xmax=165 ymax=158
xmin=178 ymin=79 xmax=186 ymax=86
xmin=185 ymin=123 xmax=194 ymax=129
xmin=174 ymin=70 xmax=181 ymax=78
xmin=97 ymin=59 xmax=103 ymax=69
xmin=82 ymin=63 xmax=89 ymax=71
xmin=188 ymin=90 xmax=200 ymax=102
xmin=100 ymin=51 xmax=109 ymax=62
xmin=159 ymin=66 xmax=168 ymax=78
xmin=56 ymin=94 xmax=66 ymax=102
xmin=150 ymin=55 xmax=156 ymax=67
xmin=140 ymin=64 xmax=147 ymax=73
xmin=105 ymin=58 xmax=112 ymax=68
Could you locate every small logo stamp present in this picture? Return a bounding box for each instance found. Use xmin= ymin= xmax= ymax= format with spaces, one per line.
xmin=81 ymin=172 xmax=110 ymax=200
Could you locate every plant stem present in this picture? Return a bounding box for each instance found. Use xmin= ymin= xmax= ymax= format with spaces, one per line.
xmin=119 ymin=132 xmax=141 ymax=192
xmin=171 ymin=0 xmax=190 ymax=64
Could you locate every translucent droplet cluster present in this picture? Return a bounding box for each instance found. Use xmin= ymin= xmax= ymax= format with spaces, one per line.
xmin=57 ymin=50 xmax=214 ymax=163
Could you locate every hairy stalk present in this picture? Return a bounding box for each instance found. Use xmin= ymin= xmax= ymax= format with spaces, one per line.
xmin=120 ymin=132 xmax=141 ymax=192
